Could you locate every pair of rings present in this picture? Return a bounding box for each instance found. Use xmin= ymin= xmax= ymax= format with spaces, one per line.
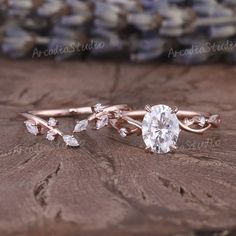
xmin=21 ymin=104 xmax=221 ymax=154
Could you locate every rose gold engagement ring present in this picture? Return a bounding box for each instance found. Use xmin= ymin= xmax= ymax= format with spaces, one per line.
xmin=20 ymin=104 xmax=220 ymax=154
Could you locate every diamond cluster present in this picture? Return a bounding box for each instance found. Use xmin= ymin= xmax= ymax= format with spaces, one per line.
xmin=142 ymin=105 xmax=180 ymax=154
xmin=24 ymin=117 xmax=80 ymax=147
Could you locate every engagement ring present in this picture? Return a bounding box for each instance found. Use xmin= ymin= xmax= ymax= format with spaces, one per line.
xmin=21 ymin=104 xmax=220 ymax=154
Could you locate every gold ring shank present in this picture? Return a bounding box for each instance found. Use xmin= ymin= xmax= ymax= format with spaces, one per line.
xmin=123 ymin=110 xmax=211 ymax=119
xmin=29 ymin=107 xmax=92 ymax=117
xmin=28 ymin=107 xmax=211 ymax=119
xmin=28 ymin=104 xmax=130 ymax=118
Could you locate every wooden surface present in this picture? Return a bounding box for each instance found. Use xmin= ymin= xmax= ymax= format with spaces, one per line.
xmin=0 ymin=59 xmax=236 ymax=236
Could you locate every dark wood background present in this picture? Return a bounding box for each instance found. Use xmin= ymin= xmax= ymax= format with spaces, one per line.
xmin=0 ymin=58 xmax=236 ymax=236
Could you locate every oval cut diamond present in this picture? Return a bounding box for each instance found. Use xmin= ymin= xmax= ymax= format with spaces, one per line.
xmin=142 ymin=105 xmax=180 ymax=154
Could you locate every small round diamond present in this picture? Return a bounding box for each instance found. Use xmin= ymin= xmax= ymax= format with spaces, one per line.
xmin=46 ymin=130 xmax=57 ymax=141
xmin=119 ymin=128 xmax=128 ymax=137
xmin=142 ymin=105 xmax=180 ymax=154
xmin=93 ymin=103 xmax=105 ymax=113
xmin=48 ymin=117 xmax=58 ymax=127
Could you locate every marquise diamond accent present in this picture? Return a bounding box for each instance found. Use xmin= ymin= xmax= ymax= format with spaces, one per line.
xmin=96 ymin=115 xmax=109 ymax=129
xmin=63 ymin=135 xmax=80 ymax=147
xmin=142 ymin=105 xmax=180 ymax=154
xmin=74 ymin=119 xmax=88 ymax=133
xmin=24 ymin=120 xmax=40 ymax=136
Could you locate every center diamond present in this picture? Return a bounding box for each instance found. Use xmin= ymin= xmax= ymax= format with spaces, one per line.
xmin=142 ymin=105 xmax=180 ymax=154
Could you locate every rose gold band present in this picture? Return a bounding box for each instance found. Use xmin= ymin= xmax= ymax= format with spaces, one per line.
xmin=27 ymin=106 xmax=210 ymax=119
xmin=26 ymin=104 xmax=130 ymax=118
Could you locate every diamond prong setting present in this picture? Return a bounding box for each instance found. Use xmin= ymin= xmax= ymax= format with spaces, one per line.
xmin=171 ymin=106 xmax=179 ymax=114
xmin=145 ymin=104 xmax=152 ymax=112
xmin=145 ymin=146 xmax=153 ymax=153
xmin=169 ymin=144 xmax=177 ymax=153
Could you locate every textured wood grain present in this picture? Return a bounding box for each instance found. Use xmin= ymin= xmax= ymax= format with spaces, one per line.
xmin=0 ymin=59 xmax=236 ymax=236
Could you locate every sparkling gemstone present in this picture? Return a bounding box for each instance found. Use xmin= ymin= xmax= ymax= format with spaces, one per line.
xmin=94 ymin=103 xmax=105 ymax=113
xmin=46 ymin=130 xmax=57 ymax=141
xmin=48 ymin=117 xmax=58 ymax=127
xmin=119 ymin=128 xmax=128 ymax=137
xmin=24 ymin=120 xmax=39 ymax=136
xmin=73 ymin=119 xmax=88 ymax=133
xmin=96 ymin=115 xmax=109 ymax=129
xmin=198 ymin=115 xmax=206 ymax=127
xmin=63 ymin=135 xmax=80 ymax=147
xmin=142 ymin=105 xmax=180 ymax=154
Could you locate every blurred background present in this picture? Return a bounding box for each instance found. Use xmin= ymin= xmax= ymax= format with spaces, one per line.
xmin=0 ymin=0 xmax=236 ymax=63
xmin=1 ymin=1 xmax=236 ymax=236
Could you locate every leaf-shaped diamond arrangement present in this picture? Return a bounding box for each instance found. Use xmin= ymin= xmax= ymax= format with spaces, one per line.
xmin=23 ymin=103 xmax=114 ymax=148
xmin=73 ymin=104 xmax=111 ymax=132
xmin=24 ymin=116 xmax=80 ymax=147
xmin=22 ymin=104 xmax=132 ymax=148
xmin=73 ymin=115 xmax=109 ymax=132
